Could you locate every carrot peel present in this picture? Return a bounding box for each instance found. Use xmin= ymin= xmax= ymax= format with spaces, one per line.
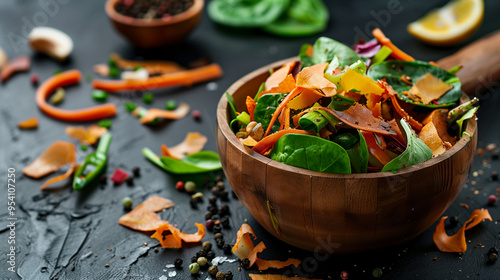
xmin=18 ymin=117 xmax=38 ymax=129
xmin=372 ymin=28 xmax=415 ymax=61
xmin=118 ymin=196 xmax=175 ymax=232
xmin=252 ymin=129 xmax=314 ymax=155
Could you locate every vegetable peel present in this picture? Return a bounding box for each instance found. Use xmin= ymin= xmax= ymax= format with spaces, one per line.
xmin=18 ymin=117 xmax=38 ymax=129
xmin=161 ymin=132 xmax=208 ymax=159
xmin=133 ymin=102 xmax=190 ymax=124
xmin=433 ymin=209 xmax=492 ymax=253
xmin=408 ymin=73 xmax=453 ymax=105
xmin=296 ymin=62 xmax=337 ymax=97
xmin=151 ymin=222 xmax=205 ymax=248
xmin=65 ymin=125 xmax=108 ymax=145
xmin=1 ymin=55 xmax=30 ymax=82
xmin=118 ymin=196 xmax=175 ymax=232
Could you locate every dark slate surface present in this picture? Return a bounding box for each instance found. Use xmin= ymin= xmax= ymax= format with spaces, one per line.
xmin=1 ymin=0 xmax=499 ymax=279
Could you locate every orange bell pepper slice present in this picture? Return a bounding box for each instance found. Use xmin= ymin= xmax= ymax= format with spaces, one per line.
xmin=36 ymin=70 xmax=117 ymax=122
xmin=252 ymin=129 xmax=314 ymax=155
xmin=92 ymin=63 xmax=222 ymax=92
xmin=372 ymin=28 xmax=415 ymax=61
xmin=110 ymin=53 xmax=185 ymax=75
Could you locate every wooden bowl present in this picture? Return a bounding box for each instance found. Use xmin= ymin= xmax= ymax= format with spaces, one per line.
xmin=216 ymin=57 xmax=477 ymax=253
xmin=105 ymin=0 xmax=203 ymax=48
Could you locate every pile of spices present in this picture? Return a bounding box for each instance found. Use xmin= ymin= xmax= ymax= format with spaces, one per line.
xmin=115 ymin=0 xmax=194 ymax=20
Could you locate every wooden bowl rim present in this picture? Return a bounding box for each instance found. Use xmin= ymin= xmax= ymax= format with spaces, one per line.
xmin=105 ymin=0 xmax=204 ymax=27
xmin=217 ymin=56 xmax=477 ymax=179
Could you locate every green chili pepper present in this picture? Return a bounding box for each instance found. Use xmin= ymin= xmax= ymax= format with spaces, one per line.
xmin=73 ymin=133 xmax=112 ymax=191
xmin=447 ymin=97 xmax=479 ymax=125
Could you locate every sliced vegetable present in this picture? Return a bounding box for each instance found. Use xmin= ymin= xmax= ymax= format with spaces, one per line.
xmin=226 ymin=92 xmax=238 ymax=120
xmin=456 ymin=106 xmax=478 ymax=137
xmin=254 ymin=258 xmax=301 ymax=271
xmin=151 ymin=222 xmax=205 ymax=248
xmin=422 ymin=109 xmax=456 ymax=145
xmin=1 ymin=55 xmax=30 ymax=82
xmin=161 ymin=132 xmax=208 ymax=159
xmin=371 ymin=45 xmax=393 ymax=65
xmin=446 ymin=97 xmax=479 ymax=124
xmin=298 ymin=111 xmax=328 ymax=133
xmin=259 ymin=73 xmax=296 ymax=99
xmin=132 ymin=102 xmax=190 ymax=124
xmin=249 ymin=274 xmax=321 ymax=280
xmin=18 ymin=117 xmax=38 ymax=129
xmin=339 ymin=68 xmax=384 ymax=96
xmin=408 ymin=73 xmax=453 ymax=105
xmin=72 ymin=133 xmax=112 ymax=190
xmin=433 ymin=209 xmax=492 ymax=253
xmin=296 ymin=63 xmax=337 ymax=97
xmin=252 ymin=129 xmax=314 ymax=155
xmin=65 ymin=125 xmax=108 ymax=145
xmin=254 ymin=93 xmax=286 ymax=132
xmin=270 ymin=134 xmax=351 ymax=174
xmin=49 ymin=87 xmax=65 ymax=105
xmin=419 ymin=121 xmax=449 ymax=156
xmin=264 ymin=61 xmax=296 ymax=91
xmin=109 ymin=53 xmax=185 ymax=75
xmin=372 ymin=28 xmax=414 ymax=61
xmin=381 ymin=119 xmax=433 ymax=173
xmin=110 ymin=168 xmax=129 ymax=185
xmin=36 ymin=70 xmax=117 ymax=122
xmin=92 ymin=64 xmax=223 ymax=92
xmin=118 ymin=196 xmax=175 ymax=231
xmin=143 ymin=148 xmax=222 ymax=174
xmin=246 ymin=96 xmax=257 ymax=121
xmin=22 ymin=141 xmax=76 ymax=190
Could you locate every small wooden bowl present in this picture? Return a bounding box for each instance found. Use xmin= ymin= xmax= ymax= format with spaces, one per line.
xmin=105 ymin=0 xmax=203 ymax=48
xmin=216 ymin=57 xmax=477 ymax=253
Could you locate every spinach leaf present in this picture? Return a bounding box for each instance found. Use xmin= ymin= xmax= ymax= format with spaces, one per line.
xmin=143 ymin=148 xmax=222 ymax=174
xmin=270 ymin=134 xmax=351 ymax=174
xmin=226 ymin=92 xmax=238 ymax=120
xmin=301 ymin=37 xmax=361 ymax=69
xmin=367 ymin=60 xmax=461 ymax=108
xmin=298 ymin=43 xmax=314 ymax=67
xmin=208 ymin=0 xmax=290 ymax=28
xmin=254 ymin=93 xmax=285 ymax=131
xmin=381 ymin=119 xmax=432 ymax=173
xmin=346 ymin=130 xmax=368 ymax=173
xmin=262 ymin=0 xmax=328 ymax=37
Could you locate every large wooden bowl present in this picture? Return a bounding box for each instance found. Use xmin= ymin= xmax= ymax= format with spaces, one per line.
xmin=216 ymin=57 xmax=477 ymax=253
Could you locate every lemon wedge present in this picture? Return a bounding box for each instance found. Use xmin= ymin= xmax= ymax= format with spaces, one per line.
xmin=407 ymin=0 xmax=484 ymax=46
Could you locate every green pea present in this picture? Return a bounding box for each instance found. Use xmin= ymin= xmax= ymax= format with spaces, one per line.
xmin=98 ymin=119 xmax=112 ymax=129
xmin=122 ymin=197 xmax=133 ymax=209
xmin=165 ymin=99 xmax=177 ymax=111
xmin=189 ymin=263 xmax=200 ymax=274
xmin=125 ymin=102 xmax=137 ymax=113
xmin=92 ymin=90 xmax=109 ymax=102
xmin=185 ymin=181 xmax=196 ymax=193
xmin=143 ymin=93 xmax=154 ymax=104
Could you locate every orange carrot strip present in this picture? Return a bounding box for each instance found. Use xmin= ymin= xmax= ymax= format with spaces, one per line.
xmin=372 ymin=28 xmax=415 ymax=61
xmin=110 ymin=53 xmax=185 ymax=75
xmin=258 ymin=73 xmax=296 ymax=99
xmin=283 ymin=107 xmax=291 ymax=129
xmin=232 ymin=223 xmax=258 ymax=259
xmin=248 ymin=241 xmax=267 ymax=267
xmin=246 ymin=96 xmax=257 ymax=121
xmin=296 ymin=63 xmax=337 ymax=97
xmin=309 ymin=105 xmax=397 ymax=136
xmin=1 ymin=55 xmax=30 ymax=82
xmin=150 ymin=222 xmax=183 ymax=248
xmin=23 ymin=141 xmax=76 ymax=179
xmin=18 ymin=117 xmax=38 ymax=129
xmin=361 ymin=131 xmax=393 ymax=166
xmin=433 ymin=209 xmax=492 ymax=253
xmin=161 ymin=132 xmax=207 ymax=159
xmin=252 ymin=129 xmax=314 ymax=155
xmin=118 ymin=196 xmax=175 ymax=232
xmin=92 ymin=63 xmax=223 ymax=92
xmin=65 ymin=125 xmax=108 ymax=145
xmin=255 ymin=258 xmax=301 ymax=271
xmin=265 ymin=61 xmax=296 ymax=91
xmin=379 ymin=81 xmax=423 ymax=131
xmin=177 ymin=223 xmax=205 ymax=243
xmin=134 ymin=103 xmax=190 ymax=124
xmin=39 ymin=163 xmax=76 ymax=191
xmin=36 ymin=70 xmax=117 ymax=122
xmin=264 ymin=87 xmax=303 ymax=137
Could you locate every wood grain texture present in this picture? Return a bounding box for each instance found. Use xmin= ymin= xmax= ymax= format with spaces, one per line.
xmin=437 ymin=30 xmax=500 ymax=96
xmin=216 ymin=57 xmax=478 ymax=253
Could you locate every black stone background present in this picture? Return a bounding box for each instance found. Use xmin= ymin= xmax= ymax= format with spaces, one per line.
xmin=0 ymin=0 xmax=499 ymax=279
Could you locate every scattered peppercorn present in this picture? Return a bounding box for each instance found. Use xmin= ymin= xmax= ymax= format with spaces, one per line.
xmin=240 ymin=258 xmax=250 ymax=269
xmin=175 ymin=181 xmax=184 ymax=191
xmin=122 ymin=197 xmax=133 ymax=209
xmin=209 ymin=197 xmax=218 ymax=206
xmin=373 ymin=268 xmax=383 ymax=278
xmin=449 ymin=216 xmax=458 ymax=227
xmin=202 ymin=241 xmax=212 ymax=251
xmin=192 ymin=110 xmax=201 ymax=120
xmin=191 ymin=256 xmax=198 ymax=264
xmin=216 ymin=239 xmax=225 ymax=249
xmin=489 ymin=247 xmax=499 ymax=254
xmin=205 ymin=219 xmax=214 ymax=231
xmin=224 ymin=271 xmax=233 ymax=280
xmin=165 ymin=99 xmax=177 ymax=111
xmin=208 ymin=265 xmax=218 ymax=276
xmin=192 ymin=192 xmax=204 ymax=202
xmin=105 ymin=264 xmax=109 ymax=267
xmin=487 ymin=195 xmax=497 ymax=205
xmin=189 ymin=262 xmax=200 ymax=274
xmin=185 ymin=181 xmax=196 ymax=193
xmin=219 ymin=204 xmax=230 ymax=216
xmin=197 ymin=257 xmax=208 ymax=267
xmin=214 ymin=233 xmax=224 ymax=240
xmin=492 ymin=151 xmax=499 ymax=160
xmin=216 ymin=271 xmax=225 ymax=280
xmin=206 ymin=250 xmax=215 ymax=261
xmin=221 ymin=216 xmax=230 ymax=228
xmin=488 ymin=252 xmax=498 ymax=262
xmin=222 ymin=243 xmax=232 ymax=254
xmin=174 ymin=258 xmax=183 ymax=269
xmin=125 ymin=176 xmax=134 ymax=186
xmin=205 ymin=211 xmax=213 ymax=220
xmin=132 ymin=166 xmax=140 ymax=177
xmin=492 ymin=171 xmax=498 ymax=181
xmin=216 ymin=181 xmax=225 ymax=189
xmin=189 ymin=197 xmax=198 ymax=209
xmin=211 ymin=186 xmax=220 ymax=196
xmin=196 ymin=250 xmax=207 ymax=258
xmin=213 ymin=224 xmax=222 ymax=234
xmin=143 ymin=92 xmax=154 ymax=104
xmin=30 ymin=74 xmax=39 ymax=86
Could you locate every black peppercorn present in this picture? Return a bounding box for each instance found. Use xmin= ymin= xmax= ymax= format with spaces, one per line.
xmin=224 ymin=271 xmax=233 ymax=280
xmin=208 ymin=264 xmax=218 ymax=276
xmin=219 ymin=204 xmax=230 ymax=216
xmin=222 ymin=244 xmax=232 ymax=254
xmin=214 ymin=232 xmax=224 ymax=240
xmin=209 ymin=196 xmax=218 ymax=205
xmin=215 ymin=175 xmax=223 ymax=182
xmin=189 ymin=197 xmax=198 ymax=209
xmin=213 ymin=224 xmax=222 ymax=234
xmin=208 ymin=205 xmax=218 ymax=215
xmin=216 ymin=271 xmax=225 ymax=280
xmin=206 ymin=251 xmax=215 ymax=261
xmin=221 ymin=217 xmax=230 ymax=228
xmin=205 ymin=211 xmax=213 ymax=220
xmin=191 ymin=256 xmax=198 ymax=264
xmin=100 ymin=174 xmax=107 ymax=184
xmin=211 ymin=186 xmax=220 ymax=196
xmin=174 ymin=258 xmax=183 ymax=269
xmin=202 ymin=241 xmax=212 ymax=251
xmin=240 ymin=258 xmax=250 ymax=269
xmin=449 ymin=216 xmax=458 ymax=227
xmin=488 ymin=247 xmax=499 ymax=255
xmin=216 ymin=181 xmax=225 ymax=190
xmin=196 ymin=250 xmax=207 ymax=258
xmin=492 ymin=151 xmax=499 ymax=160
xmin=492 ymin=171 xmax=498 ymax=181
xmin=132 ymin=166 xmax=140 ymax=177
xmin=219 ymin=190 xmax=229 ymax=201
xmin=216 ymin=239 xmax=225 ymax=249
xmin=488 ymin=252 xmax=498 ymax=262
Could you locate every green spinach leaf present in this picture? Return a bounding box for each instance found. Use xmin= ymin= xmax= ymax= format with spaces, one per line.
xmin=381 ymin=119 xmax=432 ymax=173
xmin=270 ymin=134 xmax=351 ymax=174
xmin=346 ymin=130 xmax=368 ymax=173
xmin=254 ymin=93 xmax=285 ymax=131
xmin=143 ymin=148 xmax=222 ymax=174
xmin=226 ymin=92 xmax=238 ymax=120
xmin=367 ymin=60 xmax=461 ymax=108
xmin=208 ymin=0 xmax=290 ymax=28
xmin=301 ymin=37 xmax=361 ymax=69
